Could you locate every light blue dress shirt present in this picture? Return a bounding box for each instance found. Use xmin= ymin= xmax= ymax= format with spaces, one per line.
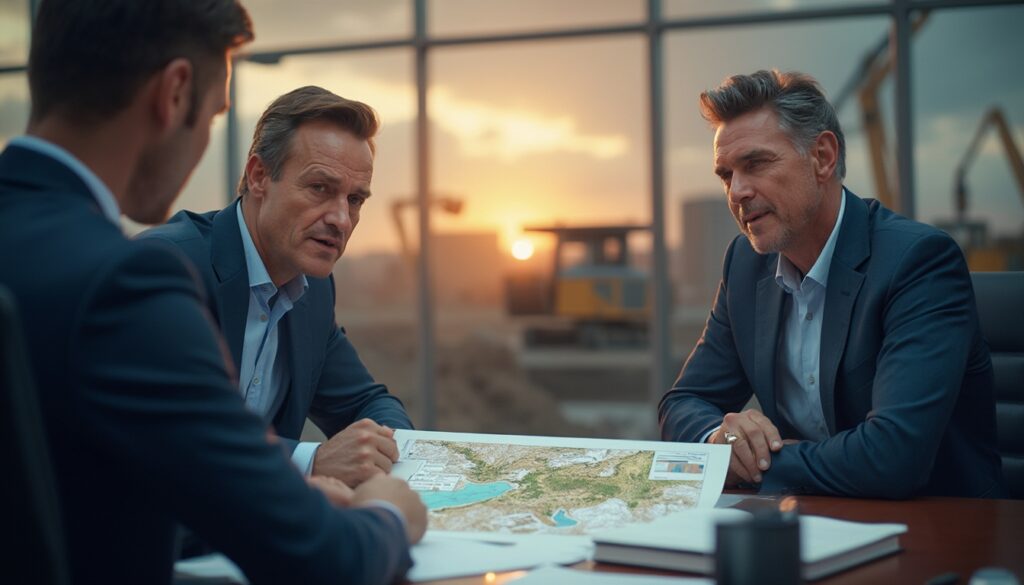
xmin=9 ymin=135 xmax=121 ymax=226
xmin=773 ymin=190 xmax=847 ymax=441
xmin=702 ymin=190 xmax=847 ymax=444
xmin=235 ymin=204 xmax=321 ymax=474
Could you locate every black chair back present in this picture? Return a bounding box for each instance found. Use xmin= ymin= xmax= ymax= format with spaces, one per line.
xmin=971 ymin=272 xmax=1024 ymax=499
xmin=0 ymin=285 xmax=69 ymax=583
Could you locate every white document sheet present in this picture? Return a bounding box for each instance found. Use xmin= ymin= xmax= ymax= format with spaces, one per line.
xmin=408 ymin=533 xmax=591 ymax=582
xmin=392 ymin=429 xmax=731 ymax=539
xmin=508 ymin=565 xmax=715 ymax=585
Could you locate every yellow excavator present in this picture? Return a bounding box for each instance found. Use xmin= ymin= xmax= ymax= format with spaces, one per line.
xmin=505 ymin=224 xmax=651 ymax=348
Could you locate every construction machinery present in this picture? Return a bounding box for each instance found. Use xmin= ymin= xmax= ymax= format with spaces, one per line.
xmin=935 ymin=106 xmax=1024 ymax=270
xmin=505 ymin=224 xmax=651 ymax=348
xmin=833 ymin=11 xmax=930 ymax=213
xmin=836 ymin=14 xmax=1024 ymax=269
xmin=391 ymin=195 xmax=464 ymax=270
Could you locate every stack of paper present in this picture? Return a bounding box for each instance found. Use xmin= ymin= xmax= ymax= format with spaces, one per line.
xmin=592 ymin=508 xmax=907 ymax=580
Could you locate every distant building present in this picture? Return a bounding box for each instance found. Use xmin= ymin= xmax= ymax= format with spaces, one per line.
xmin=679 ymin=197 xmax=738 ymax=307
xmin=334 ymin=231 xmax=505 ymax=309
xmin=431 ymin=231 xmax=504 ymax=306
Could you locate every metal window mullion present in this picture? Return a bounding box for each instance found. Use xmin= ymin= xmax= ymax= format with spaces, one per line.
xmin=647 ymin=0 xmax=672 ymax=429
xmin=893 ymin=0 xmax=916 ymax=218
xmin=414 ymin=0 xmax=437 ymax=430
xmin=226 ymin=68 xmax=240 ymax=204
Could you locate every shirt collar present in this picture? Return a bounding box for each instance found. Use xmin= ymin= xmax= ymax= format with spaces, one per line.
xmin=235 ymin=202 xmax=308 ymax=304
xmin=775 ymin=188 xmax=847 ymax=294
xmin=10 ymin=135 xmax=121 ymax=226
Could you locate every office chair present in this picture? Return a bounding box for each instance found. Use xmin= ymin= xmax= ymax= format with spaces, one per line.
xmin=971 ymin=272 xmax=1024 ymax=499
xmin=0 ymin=285 xmax=70 ymax=583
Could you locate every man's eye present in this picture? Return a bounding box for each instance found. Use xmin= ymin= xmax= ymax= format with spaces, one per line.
xmin=348 ymin=194 xmax=365 ymax=208
xmin=311 ymin=183 xmax=326 ymax=193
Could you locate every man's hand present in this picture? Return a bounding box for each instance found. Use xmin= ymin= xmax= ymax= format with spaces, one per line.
xmin=307 ymin=475 xmax=355 ymax=507
xmin=313 ymin=419 xmax=400 ymax=487
xmin=710 ymin=409 xmax=783 ymax=485
xmin=352 ymin=475 xmax=428 ymax=545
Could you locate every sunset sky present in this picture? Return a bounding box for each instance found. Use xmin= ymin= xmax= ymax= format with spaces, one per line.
xmin=1 ymin=1 xmax=1021 ymax=260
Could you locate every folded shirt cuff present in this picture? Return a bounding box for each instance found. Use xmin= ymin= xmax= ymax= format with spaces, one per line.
xmin=291 ymin=441 xmax=320 ymax=476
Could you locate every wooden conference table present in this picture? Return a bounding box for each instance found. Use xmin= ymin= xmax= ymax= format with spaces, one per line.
xmin=414 ymin=495 xmax=1024 ymax=585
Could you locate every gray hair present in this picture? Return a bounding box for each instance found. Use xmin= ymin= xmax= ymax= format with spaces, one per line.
xmin=699 ymin=69 xmax=846 ymax=180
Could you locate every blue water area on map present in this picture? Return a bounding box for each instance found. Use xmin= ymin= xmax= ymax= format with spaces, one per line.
xmin=419 ymin=481 xmax=514 ymax=510
xmin=551 ymin=508 xmax=578 ymax=527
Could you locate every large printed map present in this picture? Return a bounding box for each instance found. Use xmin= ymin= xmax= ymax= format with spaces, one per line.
xmin=392 ymin=430 xmax=730 ymax=536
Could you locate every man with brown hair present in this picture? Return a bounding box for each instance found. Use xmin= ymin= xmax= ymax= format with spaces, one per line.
xmin=141 ymin=86 xmax=413 ymax=487
xmin=659 ymin=69 xmax=1003 ymax=499
xmin=0 ymin=2 xmax=424 ymax=583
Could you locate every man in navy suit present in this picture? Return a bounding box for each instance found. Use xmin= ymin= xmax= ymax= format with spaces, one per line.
xmin=0 ymin=1 xmax=425 ymax=583
xmin=142 ymin=86 xmax=413 ymax=488
xmin=659 ymin=70 xmax=1003 ymax=499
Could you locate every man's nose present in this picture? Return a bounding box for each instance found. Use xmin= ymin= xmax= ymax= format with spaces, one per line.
xmin=322 ymin=199 xmax=353 ymax=233
xmin=728 ymin=173 xmax=755 ymax=205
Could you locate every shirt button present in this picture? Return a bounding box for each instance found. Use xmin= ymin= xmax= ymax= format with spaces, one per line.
xmin=252 ymin=376 xmax=261 ymax=385
xmin=808 ymin=375 xmax=815 ymax=385
xmin=260 ymin=314 xmax=268 ymax=322
xmin=805 ymin=312 xmax=813 ymax=321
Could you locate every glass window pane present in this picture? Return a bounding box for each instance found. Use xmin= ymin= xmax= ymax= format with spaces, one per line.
xmin=0 ymin=73 xmax=28 ymax=147
xmin=242 ymin=0 xmax=410 ymax=52
xmin=234 ymin=51 xmax=423 ymax=424
xmin=665 ymin=17 xmax=891 ymax=362
xmin=913 ymin=6 xmax=1024 ymax=271
xmin=0 ymin=0 xmax=29 ymax=64
xmin=665 ymin=0 xmax=866 ymax=19
xmin=431 ymin=37 xmax=653 ymax=438
xmin=430 ymin=0 xmax=643 ymax=37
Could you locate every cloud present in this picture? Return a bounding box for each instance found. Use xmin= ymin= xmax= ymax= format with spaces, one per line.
xmin=238 ymin=60 xmax=628 ymax=162
xmin=429 ymin=87 xmax=628 ymax=162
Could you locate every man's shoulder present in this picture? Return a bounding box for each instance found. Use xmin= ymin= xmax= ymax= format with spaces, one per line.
xmin=137 ymin=207 xmax=223 ymax=267
xmin=139 ymin=208 xmax=219 ymax=245
xmin=862 ymin=197 xmax=959 ymax=254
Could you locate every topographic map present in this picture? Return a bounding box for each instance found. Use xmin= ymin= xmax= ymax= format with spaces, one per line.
xmin=393 ymin=430 xmax=730 ymax=537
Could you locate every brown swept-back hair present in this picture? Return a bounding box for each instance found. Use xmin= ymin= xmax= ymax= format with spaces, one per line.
xmin=699 ymin=69 xmax=846 ymax=179
xmin=238 ymin=86 xmax=380 ymax=197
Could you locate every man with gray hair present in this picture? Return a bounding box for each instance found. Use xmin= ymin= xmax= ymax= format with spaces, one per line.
xmin=659 ymin=69 xmax=1003 ymax=498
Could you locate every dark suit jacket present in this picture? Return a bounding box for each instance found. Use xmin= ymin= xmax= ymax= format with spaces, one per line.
xmin=0 ymin=144 xmax=412 ymax=584
xmin=659 ymin=191 xmax=1004 ymax=499
xmin=139 ymin=201 xmax=412 ymax=453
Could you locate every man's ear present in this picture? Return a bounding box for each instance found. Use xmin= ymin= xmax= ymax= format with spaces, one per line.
xmin=245 ymin=154 xmax=269 ymax=199
xmin=812 ymin=130 xmax=839 ymax=184
xmin=151 ymin=58 xmax=194 ymax=134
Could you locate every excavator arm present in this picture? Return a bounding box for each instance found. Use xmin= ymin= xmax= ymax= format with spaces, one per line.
xmin=955 ymin=107 xmax=1024 ymax=222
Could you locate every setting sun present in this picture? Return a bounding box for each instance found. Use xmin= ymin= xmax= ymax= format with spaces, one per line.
xmin=511 ymin=238 xmax=535 ymax=261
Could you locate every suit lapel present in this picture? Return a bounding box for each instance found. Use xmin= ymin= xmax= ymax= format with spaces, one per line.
xmin=820 ymin=191 xmax=870 ymax=435
xmin=274 ymin=295 xmax=314 ymax=424
xmin=754 ymin=267 xmax=785 ymax=423
xmin=209 ymin=201 xmax=249 ymax=372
